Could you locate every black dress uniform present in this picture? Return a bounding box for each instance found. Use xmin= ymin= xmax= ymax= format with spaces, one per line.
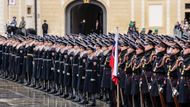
xmin=98 ymin=50 xmax=106 ymax=100
xmin=2 ymin=43 xmax=7 ymax=77
xmin=124 ymin=51 xmax=135 ymax=107
xmin=179 ymin=53 xmax=190 ymax=107
xmin=118 ymin=49 xmax=128 ymax=90
xmin=142 ymin=49 xmax=155 ymax=107
xmin=63 ymin=49 xmax=73 ymax=99
xmin=21 ymin=44 xmax=27 ymax=83
xmin=77 ymin=51 xmax=88 ymax=104
xmin=44 ymin=46 xmax=53 ymax=92
xmin=151 ymin=51 xmax=167 ymax=107
xmin=83 ymin=53 xmax=98 ymax=106
xmin=71 ymin=49 xmax=80 ymax=100
xmin=101 ymin=49 xmax=116 ymax=106
xmin=58 ymin=49 xmax=67 ymax=96
xmin=25 ymin=44 xmax=35 ymax=85
xmin=0 ymin=42 xmax=3 ymax=75
xmin=101 ymin=50 xmax=112 ymax=89
xmin=41 ymin=46 xmax=49 ymax=90
xmin=31 ymin=46 xmax=39 ymax=86
xmin=8 ymin=44 xmax=14 ymax=79
xmin=166 ymin=53 xmax=181 ymax=107
xmin=51 ymin=47 xmax=60 ymax=94
xmin=36 ymin=46 xmax=44 ymax=89
xmin=95 ymin=50 xmax=103 ymax=95
xmin=15 ymin=45 xmax=24 ymax=82
xmin=131 ymin=53 xmax=144 ymax=107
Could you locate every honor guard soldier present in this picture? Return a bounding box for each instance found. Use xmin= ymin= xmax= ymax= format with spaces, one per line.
xmin=15 ymin=39 xmax=25 ymax=83
xmin=50 ymin=41 xmax=61 ymax=94
xmin=151 ymin=39 xmax=169 ymax=107
xmin=123 ymin=41 xmax=136 ymax=107
xmin=178 ymin=42 xmax=190 ymax=107
xmin=25 ymin=39 xmax=35 ymax=86
xmin=83 ymin=45 xmax=98 ymax=106
xmin=36 ymin=39 xmax=45 ymax=89
xmin=165 ymin=42 xmax=182 ymax=107
xmin=77 ymin=44 xmax=88 ymax=104
xmin=141 ymin=38 xmax=157 ymax=107
xmin=71 ymin=42 xmax=80 ymax=101
xmin=56 ymin=42 xmax=67 ymax=97
xmin=101 ymin=44 xmax=116 ymax=106
xmin=63 ymin=41 xmax=74 ymax=99
xmin=131 ymin=43 xmax=145 ymax=107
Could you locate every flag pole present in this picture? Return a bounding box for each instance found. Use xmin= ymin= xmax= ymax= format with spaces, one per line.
xmin=116 ymin=27 xmax=120 ymax=107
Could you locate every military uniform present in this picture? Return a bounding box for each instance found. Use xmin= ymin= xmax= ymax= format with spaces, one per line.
xmin=178 ymin=44 xmax=190 ymax=107
xmin=77 ymin=50 xmax=88 ymax=104
xmin=25 ymin=44 xmax=35 ymax=85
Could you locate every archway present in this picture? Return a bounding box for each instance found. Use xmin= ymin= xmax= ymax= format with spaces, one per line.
xmin=66 ymin=1 xmax=107 ymax=35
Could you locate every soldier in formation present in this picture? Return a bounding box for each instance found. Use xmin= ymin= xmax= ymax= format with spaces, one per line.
xmin=0 ymin=33 xmax=189 ymax=107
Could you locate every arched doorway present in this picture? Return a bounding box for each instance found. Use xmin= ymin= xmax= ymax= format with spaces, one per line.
xmin=66 ymin=1 xmax=107 ymax=35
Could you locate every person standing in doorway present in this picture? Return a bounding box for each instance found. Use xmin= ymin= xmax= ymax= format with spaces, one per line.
xmin=94 ymin=19 xmax=102 ymax=34
xmin=79 ymin=19 xmax=86 ymax=35
xmin=42 ymin=20 xmax=48 ymax=36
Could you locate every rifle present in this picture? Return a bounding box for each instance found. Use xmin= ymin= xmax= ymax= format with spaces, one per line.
xmin=168 ymin=65 xmax=180 ymax=107
xmin=139 ymin=79 xmax=145 ymax=107
xmin=141 ymin=68 xmax=155 ymax=107
xmin=142 ymin=59 xmax=155 ymax=107
xmin=158 ymin=84 xmax=167 ymax=107
xmin=167 ymin=77 xmax=179 ymax=107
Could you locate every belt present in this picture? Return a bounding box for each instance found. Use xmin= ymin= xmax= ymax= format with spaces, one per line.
xmin=27 ymin=54 xmax=33 ymax=57
xmin=90 ymin=78 xmax=96 ymax=82
xmin=55 ymin=60 xmax=60 ymax=63
xmin=33 ymin=58 xmax=38 ymax=60
xmin=51 ymin=67 xmax=55 ymax=70
xmin=60 ymin=61 xmax=64 ymax=64
xmin=67 ymin=73 xmax=70 ymax=76
xmin=44 ymin=59 xmax=51 ymax=61
xmin=73 ymin=64 xmax=78 ymax=66
xmin=37 ymin=58 xmax=43 ymax=60
xmin=86 ymin=70 xmax=92 ymax=72
xmin=15 ymin=56 xmax=20 ymax=58
xmin=4 ymin=53 xmax=8 ymax=55
xmin=11 ymin=54 xmax=16 ymax=57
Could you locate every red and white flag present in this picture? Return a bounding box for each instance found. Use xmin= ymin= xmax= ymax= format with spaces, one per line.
xmin=109 ymin=28 xmax=119 ymax=85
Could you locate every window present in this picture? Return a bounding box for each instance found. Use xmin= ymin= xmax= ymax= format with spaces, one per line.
xmin=185 ymin=3 xmax=190 ymax=9
xmin=148 ymin=4 xmax=163 ymax=27
xmin=9 ymin=0 xmax=16 ymax=5
xmin=26 ymin=6 xmax=32 ymax=16
xmin=27 ymin=7 xmax=32 ymax=15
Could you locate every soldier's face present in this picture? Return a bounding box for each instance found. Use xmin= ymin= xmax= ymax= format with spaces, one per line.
xmin=136 ymin=48 xmax=143 ymax=54
xmin=183 ymin=48 xmax=190 ymax=55
xmin=155 ymin=46 xmax=165 ymax=53
xmin=145 ymin=45 xmax=153 ymax=51
xmin=127 ymin=48 xmax=134 ymax=54
xmin=172 ymin=48 xmax=180 ymax=55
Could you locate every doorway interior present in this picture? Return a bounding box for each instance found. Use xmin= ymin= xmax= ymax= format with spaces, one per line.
xmin=66 ymin=1 xmax=107 ymax=35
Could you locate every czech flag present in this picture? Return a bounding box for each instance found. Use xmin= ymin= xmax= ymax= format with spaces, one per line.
xmin=109 ymin=31 xmax=119 ymax=85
